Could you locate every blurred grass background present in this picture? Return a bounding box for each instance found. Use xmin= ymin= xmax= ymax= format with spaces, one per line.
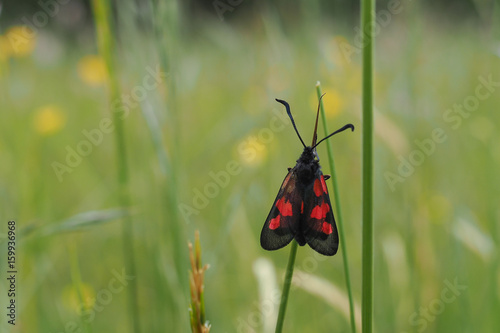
xmin=1 ymin=0 xmax=500 ymax=332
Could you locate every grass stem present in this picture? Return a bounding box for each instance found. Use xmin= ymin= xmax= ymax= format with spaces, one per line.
xmin=91 ymin=1 xmax=140 ymax=332
xmin=68 ymin=242 xmax=92 ymax=333
xmin=275 ymin=240 xmax=298 ymax=333
xmin=315 ymin=82 xmax=356 ymax=333
xmin=361 ymin=0 xmax=375 ymax=331
xmin=150 ymin=2 xmax=189 ymax=330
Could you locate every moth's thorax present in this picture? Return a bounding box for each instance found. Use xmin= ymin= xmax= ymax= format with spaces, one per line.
xmin=295 ymin=146 xmax=320 ymax=183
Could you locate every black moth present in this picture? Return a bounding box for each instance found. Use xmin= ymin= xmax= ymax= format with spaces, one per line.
xmin=260 ymin=96 xmax=354 ymax=256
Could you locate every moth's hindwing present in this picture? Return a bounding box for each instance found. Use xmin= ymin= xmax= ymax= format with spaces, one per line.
xmin=301 ymin=172 xmax=339 ymax=256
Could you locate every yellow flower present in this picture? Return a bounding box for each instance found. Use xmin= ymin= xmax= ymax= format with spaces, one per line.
xmin=428 ymin=195 xmax=452 ymax=225
xmin=77 ymin=55 xmax=107 ymax=86
xmin=5 ymin=25 xmax=36 ymax=57
xmin=62 ymin=283 xmax=96 ymax=314
xmin=238 ymin=135 xmax=268 ymax=167
xmin=309 ymin=88 xmax=343 ymax=118
xmin=0 ymin=35 xmax=12 ymax=61
xmin=33 ymin=105 xmax=66 ymax=136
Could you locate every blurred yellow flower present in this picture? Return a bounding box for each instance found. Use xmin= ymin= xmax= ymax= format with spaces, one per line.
xmin=33 ymin=105 xmax=66 ymax=136
xmin=309 ymin=88 xmax=343 ymax=118
xmin=77 ymin=55 xmax=107 ymax=86
xmin=5 ymin=25 xmax=36 ymax=57
xmin=238 ymin=135 xmax=268 ymax=167
xmin=428 ymin=195 xmax=452 ymax=225
xmin=0 ymin=35 xmax=12 ymax=61
xmin=62 ymin=283 xmax=96 ymax=314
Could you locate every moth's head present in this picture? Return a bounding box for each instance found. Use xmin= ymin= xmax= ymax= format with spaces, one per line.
xmin=275 ymin=97 xmax=354 ymax=152
xmin=299 ymin=146 xmax=318 ymax=162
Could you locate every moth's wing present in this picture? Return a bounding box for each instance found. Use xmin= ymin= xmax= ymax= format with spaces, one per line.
xmin=301 ymin=172 xmax=339 ymax=256
xmin=260 ymin=170 xmax=302 ymax=251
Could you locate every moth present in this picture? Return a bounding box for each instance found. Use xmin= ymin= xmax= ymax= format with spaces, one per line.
xmin=260 ymin=96 xmax=354 ymax=256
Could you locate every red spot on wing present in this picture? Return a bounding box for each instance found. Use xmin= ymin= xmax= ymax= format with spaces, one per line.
xmin=276 ymin=197 xmax=293 ymax=216
xmin=301 ymin=201 xmax=304 ymax=214
xmin=321 ymin=222 xmax=333 ymax=235
xmin=269 ymin=215 xmax=280 ymax=230
xmin=313 ymin=179 xmax=322 ymax=197
xmin=320 ymin=175 xmax=328 ymax=194
xmin=310 ymin=203 xmax=330 ymax=219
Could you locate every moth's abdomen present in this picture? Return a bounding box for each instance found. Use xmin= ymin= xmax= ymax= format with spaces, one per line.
xmin=294 ymin=233 xmax=306 ymax=246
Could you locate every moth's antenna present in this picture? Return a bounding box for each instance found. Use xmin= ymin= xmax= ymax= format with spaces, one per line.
xmin=276 ymin=99 xmax=306 ymax=148
xmin=313 ymin=124 xmax=355 ymax=149
xmin=311 ymin=93 xmax=326 ymax=146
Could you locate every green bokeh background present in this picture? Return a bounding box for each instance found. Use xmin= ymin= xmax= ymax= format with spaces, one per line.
xmin=1 ymin=0 xmax=500 ymax=332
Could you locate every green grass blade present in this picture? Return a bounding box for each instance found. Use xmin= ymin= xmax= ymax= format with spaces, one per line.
xmin=315 ymin=82 xmax=356 ymax=333
xmin=69 ymin=243 xmax=92 ymax=333
xmin=37 ymin=208 xmax=129 ymax=236
xmin=275 ymin=240 xmax=298 ymax=333
xmin=91 ymin=0 xmax=140 ymax=332
xmin=150 ymin=2 xmax=189 ymax=329
xmin=361 ymin=0 xmax=375 ymax=332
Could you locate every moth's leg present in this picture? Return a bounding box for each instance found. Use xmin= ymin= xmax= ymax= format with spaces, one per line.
xmin=313 ymin=148 xmax=320 ymax=162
